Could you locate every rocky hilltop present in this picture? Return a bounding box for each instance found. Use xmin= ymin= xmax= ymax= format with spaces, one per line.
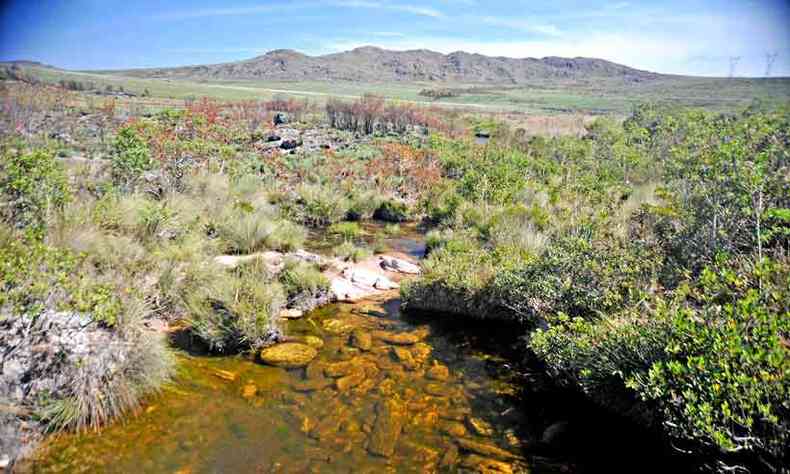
xmin=116 ymin=46 xmax=659 ymax=83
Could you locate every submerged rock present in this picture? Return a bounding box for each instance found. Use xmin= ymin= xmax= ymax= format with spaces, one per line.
xmin=391 ymin=346 xmax=418 ymax=370
xmin=372 ymin=328 xmax=428 ymax=345
xmin=302 ymin=335 xmax=324 ymax=349
xmin=459 ymin=454 xmax=514 ymax=474
xmin=322 ymin=318 xmax=354 ymax=334
xmin=259 ymin=343 xmax=318 ymax=368
xmin=456 ymin=438 xmax=516 ymax=460
xmin=426 ymin=363 xmax=450 ymax=381
xmin=467 ymin=416 xmax=495 ymax=437
xmin=336 ymin=370 xmax=366 ymax=392
xmin=368 ymin=399 xmax=406 ymax=457
xmin=349 ymin=329 xmax=372 ymax=351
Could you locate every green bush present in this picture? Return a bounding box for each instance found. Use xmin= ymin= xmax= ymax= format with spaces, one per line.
xmin=0 ymin=148 xmax=70 ymax=235
xmin=374 ymin=199 xmax=412 ymax=222
xmin=333 ymin=241 xmax=372 ymax=263
xmin=110 ymin=126 xmax=153 ymax=189
xmin=328 ymin=221 xmax=363 ymax=241
xmin=278 ymin=258 xmax=330 ymax=303
xmin=185 ymin=262 xmax=285 ymax=352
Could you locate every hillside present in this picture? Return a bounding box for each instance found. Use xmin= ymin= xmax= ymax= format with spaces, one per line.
xmin=112 ymin=46 xmax=660 ymax=83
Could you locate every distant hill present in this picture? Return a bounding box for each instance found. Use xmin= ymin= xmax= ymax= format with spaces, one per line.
xmin=113 ymin=46 xmax=661 ymax=84
xmin=0 ymin=60 xmax=56 ymax=69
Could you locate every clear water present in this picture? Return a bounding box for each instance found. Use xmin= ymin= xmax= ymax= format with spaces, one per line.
xmin=22 ymin=293 xmax=546 ymax=473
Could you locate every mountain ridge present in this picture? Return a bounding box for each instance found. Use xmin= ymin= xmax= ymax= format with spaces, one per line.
xmin=109 ymin=46 xmax=661 ymax=84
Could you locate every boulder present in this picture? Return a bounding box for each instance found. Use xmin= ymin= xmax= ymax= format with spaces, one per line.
xmin=379 ymin=256 xmax=421 ymax=275
xmin=259 ymin=343 xmax=318 ymax=368
xmin=273 ymin=112 xmax=289 ymax=125
xmin=280 ymin=139 xmax=301 ymax=150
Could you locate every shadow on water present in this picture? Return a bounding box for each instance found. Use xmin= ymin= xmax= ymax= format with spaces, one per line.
xmin=402 ymin=307 xmax=699 ymax=474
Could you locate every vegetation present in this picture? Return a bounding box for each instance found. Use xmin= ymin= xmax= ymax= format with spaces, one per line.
xmin=403 ymin=104 xmax=790 ymax=472
xmin=2 ymin=74 xmax=788 ymax=473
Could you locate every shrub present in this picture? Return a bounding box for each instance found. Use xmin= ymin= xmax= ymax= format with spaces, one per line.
xmin=328 ymin=221 xmax=363 ymax=241
xmin=333 ymin=241 xmax=372 ymax=263
xmin=278 ymin=258 xmax=330 ymax=305
xmin=290 ymin=183 xmax=350 ymax=227
xmin=0 ymin=147 xmax=70 ymax=235
xmin=374 ymin=199 xmax=412 ymax=222
xmin=214 ymin=207 xmax=278 ymax=254
xmin=185 ymin=262 xmax=285 ymax=352
xmin=110 ymin=126 xmax=153 ymax=190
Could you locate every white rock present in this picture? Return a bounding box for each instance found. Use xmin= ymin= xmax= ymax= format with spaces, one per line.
xmin=380 ymin=256 xmax=421 ymax=274
xmin=279 ymin=308 xmax=304 ymax=319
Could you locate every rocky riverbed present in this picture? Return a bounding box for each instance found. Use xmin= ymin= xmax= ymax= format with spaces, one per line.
xmin=19 ymin=293 xmax=542 ymax=473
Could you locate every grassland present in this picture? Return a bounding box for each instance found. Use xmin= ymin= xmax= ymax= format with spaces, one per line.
xmin=18 ymin=65 xmax=790 ymax=115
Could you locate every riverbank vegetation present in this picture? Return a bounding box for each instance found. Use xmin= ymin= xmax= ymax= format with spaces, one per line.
xmin=402 ymin=104 xmax=790 ymax=472
xmin=1 ymin=78 xmax=788 ymax=472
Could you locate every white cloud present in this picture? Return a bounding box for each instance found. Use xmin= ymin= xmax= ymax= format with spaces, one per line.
xmin=328 ymin=1 xmax=444 ymax=18
xmin=482 ymin=17 xmax=562 ymax=36
xmin=155 ymin=5 xmax=287 ymax=19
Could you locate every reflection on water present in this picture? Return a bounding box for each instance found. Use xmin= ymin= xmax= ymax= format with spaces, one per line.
xmin=24 ymin=296 xmax=546 ymax=474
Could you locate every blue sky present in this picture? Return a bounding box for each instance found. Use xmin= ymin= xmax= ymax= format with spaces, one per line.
xmin=1 ymin=0 xmax=788 ymax=77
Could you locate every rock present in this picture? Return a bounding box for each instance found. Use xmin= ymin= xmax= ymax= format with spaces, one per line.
xmin=411 ymin=343 xmax=432 ymax=364
xmin=372 ymin=330 xmax=419 ymax=345
xmin=379 ymin=256 xmax=421 ymax=274
xmin=341 ymin=268 xmax=399 ymax=290
xmin=305 ymin=361 xmax=326 ymax=379
xmin=541 ymin=421 xmax=570 ymax=448
xmin=349 ymin=329 xmax=372 ymax=351
xmin=324 ymin=359 xmax=360 ymax=378
xmin=280 ymin=308 xmax=304 ymax=319
xmin=440 ymin=444 xmax=459 ymax=468
xmin=440 ymin=407 xmax=471 ymax=421
xmin=368 ymin=399 xmax=405 ymax=457
xmin=426 ymin=363 xmax=450 ymax=381
xmin=459 ymin=454 xmax=514 ymax=474
xmin=321 ymin=318 xmax=354 ymax=334
xmin=336 ymin=370 xmax=366 ymax=392
xmin=391 ymin=347 xmax=418 ymax=370
xmin=273 ymin=112 xmax=289 ymax=125
xmin=213 ymin=251 xmax=283 ymax=270
xmin=280 ymin=139 xmax=301 ymax=150
xmin=456 ymin=438 xmax=516 ymax=460
xmin=425 ymin=383 xmax=446 ymax=397
xmin=302 ymin=335 xmax=324 ymax=349
xmin=292 ymin=378 xmax=334 ymax=392
xmin=265 ymin=133 xmax=281 ymax=142
xmin=467 ymin=416 xmax=495 ymax=437
xmin=0 ymin=310 xmax=175 ymax=465
xmin=439 ymin=421 xmax=468 ymax=437
xmin=212 ymin=369 xmax=238 ymax=382
xmin=259 ymin=343 xmax=318 ymax=368
xmin=241 ymin=383 xmax=257 ymax=399
xmin=330 ymin=278 xmax=376 ymax=302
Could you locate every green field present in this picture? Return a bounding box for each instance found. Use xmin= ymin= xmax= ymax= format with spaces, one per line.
xmin=17 ymin=65 xmax=790 ymax=114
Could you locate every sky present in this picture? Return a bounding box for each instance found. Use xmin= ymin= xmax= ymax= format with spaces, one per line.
xmin=1 ymin=0 xmax=789 ymax=77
